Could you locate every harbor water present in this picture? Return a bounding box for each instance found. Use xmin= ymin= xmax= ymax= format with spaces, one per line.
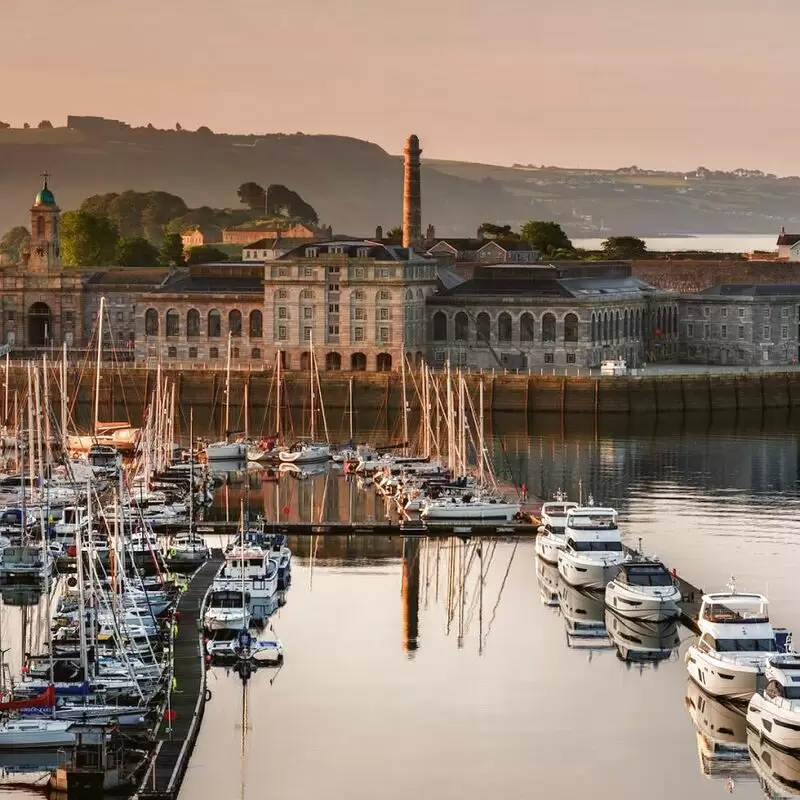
xmin=4 ymin=411 xmax=800 ymax=799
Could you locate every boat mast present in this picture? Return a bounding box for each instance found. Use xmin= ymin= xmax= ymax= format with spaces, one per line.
xmin=77 ymin=478 xmax=90 ymax=689
xmin=478 ymin=379 xmax=485 ymax=487
xmin=93 ymin=296 xmax=105 ymax=437
xmin=244 ymin=378 xmax=249 ymax=443
xmin=309 ymin=332 xmax=316 ymax=442
xmin=189 ymin=407 xmax=194 ymax=538
xmin=275 ymin=352 xmax=281 ymax=440
xmin=458 ymin=371 xmax=466 ymax=476
xmin=26 ymin=364 xmax=35 ymax=515
xmin=225 ymin=332 xmax=232 ymax=441
xmin=42 ymin=354 xmax=51 ymax=467
xmin=401 ymin=352 xmax=409 ymax=455
xmin=445 ymin=361 xmax=454 ymax=474
xmin=348 ymin=376 xmax=354 ymax=442
xmin=3 ymin=350 xmax=8 ymax=426
xmin=61 ymin=342 xmax=68 ymax=454
xmin=421 ymin=362 xmax=429 ymax=459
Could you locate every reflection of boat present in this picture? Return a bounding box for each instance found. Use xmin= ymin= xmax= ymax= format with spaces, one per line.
xmin=605 ymin=610 xmax=680 ymax=665
xmin=557 ymin=504 xmax=625 ymax=590
xmin=686 ymin=587 xmax=779 ymax=701
xmin=535 ymin=556 xmax=560 ymax=607
xmin=747 ymin=726 xmax=800 ymax=797
xmin=558 ymin=582 xmax=612 ymax=651
xmin=684 ymin=678 xmax=755 ymax=781
xmin=605 ymin=558 xmax=682 ymax=621
xmin=534 ymin=492 xmax=578 ymax=564
xmin=747 ymin=655 xmax=800 ymax=752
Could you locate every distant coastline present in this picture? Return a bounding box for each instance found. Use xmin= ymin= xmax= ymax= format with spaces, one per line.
xmin=573 ymin=233 xmax=777 ymax=253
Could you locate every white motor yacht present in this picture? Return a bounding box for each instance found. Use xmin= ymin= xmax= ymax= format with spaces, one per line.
xmin=213 ymin=547 xmax=278 ymax=622
xmin=685 ymin=587 xmax=778 ymax=701
xmin=421 ymin=491 xmax=520 ymax=522
xmin=557 ymin=504 xmax=625 ymax=590
xmin=206 ymin=441 xmax=247 ymax=460
xmin=534 ymin=492 xmax=578 ymax=564
xmin=0 ymin=719 xmax=76 ymax=749
xmin=747 ymin=654 xmax=800 ymax=750
xmin=605 ymin=558 xmax=682 ymax=621
xmin=203 ymin=588 xmax=251 ymax=632
xmin=165 ymin=534 xmax=210 ymax=569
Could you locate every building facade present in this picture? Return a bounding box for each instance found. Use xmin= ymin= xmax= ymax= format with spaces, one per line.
xmin=222 ymin=222 xmax=329 ymax=246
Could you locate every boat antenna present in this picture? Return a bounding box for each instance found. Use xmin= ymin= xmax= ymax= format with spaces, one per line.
xmin=727 ymin=575 xmax=736 ymax=595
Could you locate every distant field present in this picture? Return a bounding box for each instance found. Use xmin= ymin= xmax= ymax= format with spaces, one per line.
xmin=614 ymin=175 xmax=687 ymax=187
xmin=0 ymin=128 xmax=85 ymax=145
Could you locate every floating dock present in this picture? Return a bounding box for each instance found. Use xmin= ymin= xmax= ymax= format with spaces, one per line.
xmin=134 ymin=552 xmax=223 ymax=800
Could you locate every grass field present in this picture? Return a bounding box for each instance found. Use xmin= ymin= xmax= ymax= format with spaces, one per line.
xmin=0 ymin=128 xmax=85 ymax=145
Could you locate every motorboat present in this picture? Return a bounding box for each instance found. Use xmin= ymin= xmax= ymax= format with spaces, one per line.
xmin=747 ymin=725 xmax=800 ymax=797
xmin=558 ymin=582 xmax=613 ymax=652
xmin=165 ymin=533 xmax=210 ymax=569
xmin=278 ymin=442 xmax=331 ymax=465
xmin=685 ymin=586 xmax=781 ymax=701
xmin=213 ymin=547 xmax=278 ymax=622
xmin=556 ymin=504 xmax=625 ymax=590
xmin=203 ymin=588 xmax=251 ymax=632
xmin=684 ymin=679 xmax=754 ymax=781
xmin=535 ymin=555 xmax=560 ymax=608
xmin=605 ymin=610 xmax=680 ymax=666
xmin=534 ymin=492 xmax=579 ymax=564
xmin=604 ymin=558 xmax=682 ymax=621
xmin=206 ymin=626 xmax=283 ymax=664
xmin=747 ymin=654 xmax=800 ymax=751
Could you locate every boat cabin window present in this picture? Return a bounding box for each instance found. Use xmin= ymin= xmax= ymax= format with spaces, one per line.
xmin=624 ymin=565 xmax=673 ymax=587
xmin=567 ymin=539 xmax=623 ymax=552
xmin=702 ymin=599 xmax=769 ymax=624
xmin=709 ymin=637 xmax=776 ymax=653
xmin=568 ymin=515 xmax=618 ymax=532
xmin=765 ymin=679 xmax=800 ymax=701
xmin=545 ymin=505 xmax=570 ymax=515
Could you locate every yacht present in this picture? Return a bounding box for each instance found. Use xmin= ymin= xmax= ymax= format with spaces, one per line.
xmin=558 ymin=582 xmax=613 ymax=652
xmin=165 ymin=534 xmax=210 ymax=569
xmin=203 ymin=588 xmax=251 ymax=632
xmin=686 ymin=587 xmax=779 ymax=701
xmin=0 ymin=546 xmax=53 ymax=580
xmin=605 ymin=611 xmax=680 ymax=666
xmin=278 ymin=442 xmax=331 ymax=465
xmin=747 ymin=654 xmax=800 ymax=751
xmin=0 ymin=719 xmax=76 ymax=749
xmin=557 ymin=504 xmax=625 ymax=590
xmin=213 ymin=547 xmax=278 ymax=623
xmin=535 ymin=556 xmax=561 ymax=607
xmin=206 ymin=441 xmax=247 ymax=460
xmin=604 ymin=558 xmax=682 ymax=621
xmin=421 ymin=491 xmax=520 ymax=522
xmin=534 ymin=492 xmax=579 ymax=564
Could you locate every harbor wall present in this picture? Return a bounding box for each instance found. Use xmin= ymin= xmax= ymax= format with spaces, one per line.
xmin=7 ymin=367 xmax=800 ymax=426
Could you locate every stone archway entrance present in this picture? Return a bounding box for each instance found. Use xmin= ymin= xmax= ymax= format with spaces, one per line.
xmin=28 ymin=302 xmax=52 ymax=347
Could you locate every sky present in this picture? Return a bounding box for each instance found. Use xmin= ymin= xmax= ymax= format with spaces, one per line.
xmin=3 ymin=0 xmax=797 ymax=173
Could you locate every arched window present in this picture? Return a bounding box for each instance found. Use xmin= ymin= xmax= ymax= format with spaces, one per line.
xmin=521 ymin=313 xmax=534 ymax=343
xmin=564 ymin=313 xmax=579 ymax=343
xmin=325 ymin=352 xmax=341 ymax=370
xmin=635 ymin=309 xmax=641 ymax=338
xmin=300 ymin=351 xmax=311 ymax=371
xmin=542 ymin=313 xmax=556 ymax=342
xmin=615 ymin=312 xmax=620 ymax=342
xmin=432 ymin=311 xmax=447 ymax=341
xmin=229 ymin=309 xmax=242 ymax=337
xmin=249 ymin=310 xmax=263 ymax=338
xmin=208 ymin=309 xmax=221 ymax=338
xmin=351 ymin=352 xmax=367 ymax=371
xmin=603 ymin=313 xmax=609 ymax=342
xmin=376 ymin=353 xmax=392 ymax=372
xmin=498 ymin=312 xmax=512 ymax=343
xmin=590 ymin=314 xmax=596 ymax=344
xmin=145 ymin=308 xmax=159 ymax=336
xmin=455 ymin=312 xmax=469 ymax=342
xmin=187 ymin=309 xmax=200 ymax=338
xmin=476 ymin=312 xmax=490 ymax=346
xmin=623 ymin=310 xmax=629 ymax=339
xmin=166 ymin=308 xmax=179 ymax=337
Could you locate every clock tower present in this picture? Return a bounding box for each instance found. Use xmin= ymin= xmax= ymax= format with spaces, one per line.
xmin=29 ymin=173 xmax=61 ymax=274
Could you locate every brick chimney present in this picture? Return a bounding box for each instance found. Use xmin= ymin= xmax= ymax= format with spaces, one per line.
xmin=375 ymin=225 xmax=383 ymax=241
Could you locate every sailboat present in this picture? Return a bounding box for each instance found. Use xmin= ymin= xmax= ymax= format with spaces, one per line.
xmin=206 ymin=333 xmax=246 ymax=460
xmin=248 ymin=354 xmax=282 ymax=463
xmin=279 ymin=335 xmax=331 ymax=465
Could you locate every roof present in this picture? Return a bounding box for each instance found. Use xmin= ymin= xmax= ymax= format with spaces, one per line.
xmin=698 ymin=283 xmax=800 ymax=298
xmin=243 ymin=237 xmax=316 ymax=250
xmin=426 ymin=238 xmax=484 ymax=252
xmin=84 ymin=268 xmax=171 ymax=286
xmin=33 ymin=179 xmax=56 ymax=208
xmin=153 ymin=273 xmax=264 ymax=294
xmin=277 ymin=239 xmax=434 ymax=263
xmin=479 ymin=239 xmax=535 ymax=252
xmin=777 ymin=233 xmax=800 ymax=246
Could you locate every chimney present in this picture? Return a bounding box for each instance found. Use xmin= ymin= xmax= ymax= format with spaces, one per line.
xmin=426 ymin=224 xmax=435 ymax=241
xmin=781 ymin=226 xmax=786 ymax=235
xmin=402 ymin=134 xmax=422 ymax=248
xmin=375 ymin=225 xmax=383 ymax=241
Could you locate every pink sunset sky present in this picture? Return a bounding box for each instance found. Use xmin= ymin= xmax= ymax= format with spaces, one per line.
xmin=3 ymin=0 xmax=794 ymax=172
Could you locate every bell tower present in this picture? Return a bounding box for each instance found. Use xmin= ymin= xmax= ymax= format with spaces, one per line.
xmin=29 ymin=172 xmax=61 ymax=274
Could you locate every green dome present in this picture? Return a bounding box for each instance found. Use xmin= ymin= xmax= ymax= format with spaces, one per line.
xmin=34 ymin=186 xmax=56 ymax=207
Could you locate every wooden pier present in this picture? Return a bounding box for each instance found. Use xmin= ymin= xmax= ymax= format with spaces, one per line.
xmin=135 ymin=552 xmax=223 ymax=800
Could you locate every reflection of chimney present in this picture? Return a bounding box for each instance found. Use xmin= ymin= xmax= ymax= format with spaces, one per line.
xmin=375 ymin=225 xmax=383 ymax=241
xmin=402 ymin=538 xmax=420 ymax=654
xmin=402 ymin=134 xmax=422 ymax=248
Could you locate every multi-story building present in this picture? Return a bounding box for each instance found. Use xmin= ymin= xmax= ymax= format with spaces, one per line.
xmin=135 ymin=239 xmax=437 ymax=370
xmin=221 ymin=222 xmax=330 ymax=246
xmin=680 ymin=285 xmax=800 ymax=366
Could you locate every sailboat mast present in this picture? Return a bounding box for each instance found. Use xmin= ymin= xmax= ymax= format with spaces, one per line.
xmin=348 ymin=376 xmax=354 ymax=442
xmin=3 ymin=350 xmax=8 ymax=426
xmin=244 ymin=379 xmax=249 ymax=443
xmin=400 ymin=352 xmax=409 ymax=453
xmin=309 ymin=332 xmax=316 ymax=441
xmin=42 ymin=354 xmax=51 ymax=466
xmin=189 ymin=408 xmax=194 ymax=538
xmin=77 ymin=478 xmax=90 ymax=685
xmin=458 ymin=372 xmax=466 ymax=475
xmin=61 ymin=342 xmax=68 ymax=453
xmin=445 ymin=361 xmax=454 ymax=474
xmin=478 ymin=379 xmax=485 ymax=486
xmin=225 ymin=332 xmax=232 ymax=439
xmin=93 ymin=296 xmax=105 ymax=436
xmin=275 ymin=352 xmax=281 ymax=439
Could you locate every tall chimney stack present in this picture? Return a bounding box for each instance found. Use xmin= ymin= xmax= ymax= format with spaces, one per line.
xmin=402 ymin=134 xmax=422 ymax=248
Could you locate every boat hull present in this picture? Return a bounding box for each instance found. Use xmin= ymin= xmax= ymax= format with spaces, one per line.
xmin=203 ymin=609 xmax=250 ymax=632
xmin=747 ymin=693 xmax=800 ymax=751
xmin=278 ymin=446 xmax=331 ymax=464
xmin=604 ymin=582 xmax=682 ymax=622
xmin=686 ymin=646 xmax=763 ymax=701
xmin=534 ymin=533 xmax=564 ymax=565
xmin=206 ymin=443 xmax=246 ymax=460
xmin=422 ymin=502 xmax=520 ymax=522
xmin=0 ymin=721 xmax=75 ymax=749
xmin=557 ymin=554 xmax=624 ymax=591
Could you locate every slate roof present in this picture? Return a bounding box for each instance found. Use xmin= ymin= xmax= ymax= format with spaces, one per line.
xmin=777 ymin=234 xmax=800 ymax=246
xmin=151 ymin=267 xmax=263 ymax=294
xmin=84 ymin=268 xmax=171 ymax=286
xmin=243 ymin=237 xmax=316 ymax=250
xmin=277 ymin=239 xmax=432 ymax=262
xmin=698 ymin=283 xmax=800 ymax=298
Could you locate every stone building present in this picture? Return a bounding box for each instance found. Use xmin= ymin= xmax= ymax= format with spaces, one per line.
xmin=222 ymin=222 xmax=329 ymax=246
xmin=426 ymin=262 xmax=678 ymax=370
xmin=241 ymin=237 xmax=315 ymax=262
xmin=180 ymin=227 xmax=220 ymax=252
xmin=425 ymin=238 xmax=538 ymax=265
xmin=135 ymin=239 xmax=437 ymax=370
xmin=680 ymin=284 xmax=800 ymax=366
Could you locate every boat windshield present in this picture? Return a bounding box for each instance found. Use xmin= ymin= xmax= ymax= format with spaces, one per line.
xmin=569 ymin=540 xmax=624 ymax=552
xmin=568 ymin=516 xmax=617 ymax=531
xmin=702 ymin=598 xmax=769 ymax=624
xmin=625 ymin=566 xmax=673 ymax=587
xmin=544 ymin=505 xmax=570 ymax=516
xmin=712 ymin=637 xmax=776 ymax=653
xmin=765 ymin=680 xmax=800 ymax=701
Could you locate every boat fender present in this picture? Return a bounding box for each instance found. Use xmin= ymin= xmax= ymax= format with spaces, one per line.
xmin=108 ymin=716 xmax=119 ymax=731
xmin=169 ymin=549 xmax=177 ymax=559
xmin=205 ymin=688 xmax=213 ymax=702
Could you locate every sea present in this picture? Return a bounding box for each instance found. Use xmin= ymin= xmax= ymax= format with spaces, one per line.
xmin=574 ymin=234 xmax=778 ymax=253
xmin=3 ymin=411 xmax=800 ymax=799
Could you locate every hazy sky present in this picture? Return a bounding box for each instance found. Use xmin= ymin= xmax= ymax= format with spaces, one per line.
xmin=4 ymin=0 xmax=796 ymax=172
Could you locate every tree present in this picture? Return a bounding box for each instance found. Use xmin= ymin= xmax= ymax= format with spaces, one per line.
xmin=175 ymin=122 xmax=183 ymax=131
xmin=478 ymin=223 xmax=519 ymax=239
xmin=520 ymin=220 xmax=572 ymax=255
xmin=114 ymin=236 xmax=161 ymax=267
xmin=0 ymin=121 xmax=10 ymax=130
xmin=187 ymin=245 xmax=229 ymax=265
xmin=237 ymin=182 xmax=267 ymax=213
xmin=37 ymin=120 xmax=53 ymax=129
xmin=160 ymin=233 xmax=185 ymax=267
xmin=22 ymin=123 xmax=29 ymax=129
xmin=80 ymin=190 xmax=188 ymax=242
xmin=385 ymin=226 xmax=403 ymax=240
xmin=601 ymin=236 xmax=648 ymax=260
xmin=266 ymin=184 xmax=318 ymax=223
xmin=60 ymin=211 xmax=119 ymax=267
xmin=196 ymin=125 xmax=213 ymax=135
xmin=0 ymin=226 xmax=31 ymax=263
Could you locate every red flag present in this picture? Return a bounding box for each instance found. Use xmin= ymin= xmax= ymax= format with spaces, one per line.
xmin=163 ymin=709 xmax=177 ymax=722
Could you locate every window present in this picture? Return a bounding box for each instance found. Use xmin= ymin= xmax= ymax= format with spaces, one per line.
xmin=355 ymin=268 xmax=365 ymax=278
xmin=520 ymin=313 xmax=534 ymax=343
xmin=187 ymin=309 xmax=200 ymax=337
xmin=303 ymin=327 xmax=312 ymax=341
xmin=354 ymin=327 xmax=364 ymax=342
xmin=233 ymin=347 xmax=240 ymax=358
xmin=379 ymin=308 xmax=389 ymax=321
xmin=564 ymin=313 xmax=579 ymax=343
xmin=278 ymin=325 xmax=287 ymax=340
xmin=763 ymin=350 xmax=770 ymax=362
xmin=329 ymin=304 xmax=339 ymax=313
xmin=145 ymin=308 xmax=159 ymax=336
xmin=764 ymin=307 xmax=771 ymax=319
xmin=116 ymin=311 xmax=124 ymax=323
xmin=379 ymin=290 xmax=389 ymax=301
xmin=739 ymin=325 xmax=745 ymax=339
xmin=277 ymin=289 xmax=288 ymax=299
xmin=544 ymin=353 xmax=554 ymax=364
xmin=498 ymin=312 xmax=512 ymax=343
xmin=166 ymin=308 xmax=180 ymax=337
xmin=303 ymin=307 xmax=313 ymax=319
xmin=229 ymin=309 xmax=242 ymax=337
xmin=328 ymin=266 xmax=340 ymax=275
xmin=167 ymin=346 xmax=177 ymax=358
xmin=330 ymin=246 xmax=344 ymax=255
xmin=5 ymin=311 xmax=14 ymax=323
xmin=476 ymin=312 xmax=490 ymax=346
xmin=566 ymin=353 xmax=576 ymax=364
xmin=738 ymin=308 xmax=745 ymax=318
xmin=209 ymin=347 xmax=219 ymax=359
xmin=380 ymin=326 xmax=389 ymax=342
xmin=704 ymin=324 xmax=710 ymax=339
xmin=278 ymin=267 xmax=288 ymax=277
xmin=117 ymin=331 xmax=124 ymax=342
xmin=354 ymin=289 xmax=365 ymax=301
xmin=355 ymin=308 xmax=366 ymax=321
xmin=763 ymin=325 xmax=771 ymax=339
xmin=64 ymin=311 xmax=73 ymax=325
xmin=455 ymin=312 xmax=469 ymax=342
xmin=188 ymin=347 xmax=198 ymax=359
xmin=249 ymin=310 xmax=263 ymax=338
xmin=377 ymin=268 xmax=390 ymax=278
xmin=208 ymin=309 xmax=221 ymax=338
xmin=303 ymin=267 xmax=313 ymax=277
xmin=721 ymin=324 xmax=727 ymax=339
xmin=703 ymin=306 xmax=710 ymax=318
xmin=278 ymin=307 xmax=288 ymax=320
xmin=328 ymin=324 xmax=339 ymax=335
xmin=782 ymin=325 xmax=789 ymax=339
xmin=305 ymin=247 xmax=318 ymax=258
xmin=782 ymin=307 xmax=790 ymax=318
xmin=251 ymin=347 xmax=261 ymax=359
xmin=301 ymin=289 xmax=314 ymax=300
xmin=357 ymin=247 xmax=369 ymax=258
xmin=687 ymin=323 xmax=694 ymax=338
xmin=328 ymin=283 xmax=340 ymax=292
xmin=542 ymin=313 xmax=556 ymax=342
xmin=721 ymin=308 xmax=728 ymax=318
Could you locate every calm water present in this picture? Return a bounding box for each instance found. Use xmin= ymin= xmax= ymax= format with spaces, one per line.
xmin=5 ymin=412 xmax=800 ymax=799
xmin=574 ymin=233 xmax=777 ymax=253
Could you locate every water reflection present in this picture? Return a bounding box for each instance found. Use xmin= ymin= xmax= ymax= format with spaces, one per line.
xmin=535 ymin=555 xmax=560 ymax=608
xmin=605 ymin=612 xmax=680 ymax=669
xmin=748 ymin=728 xmax=800 ymax=798
xmin=557 ymin=583 xmax=613 ymax=654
